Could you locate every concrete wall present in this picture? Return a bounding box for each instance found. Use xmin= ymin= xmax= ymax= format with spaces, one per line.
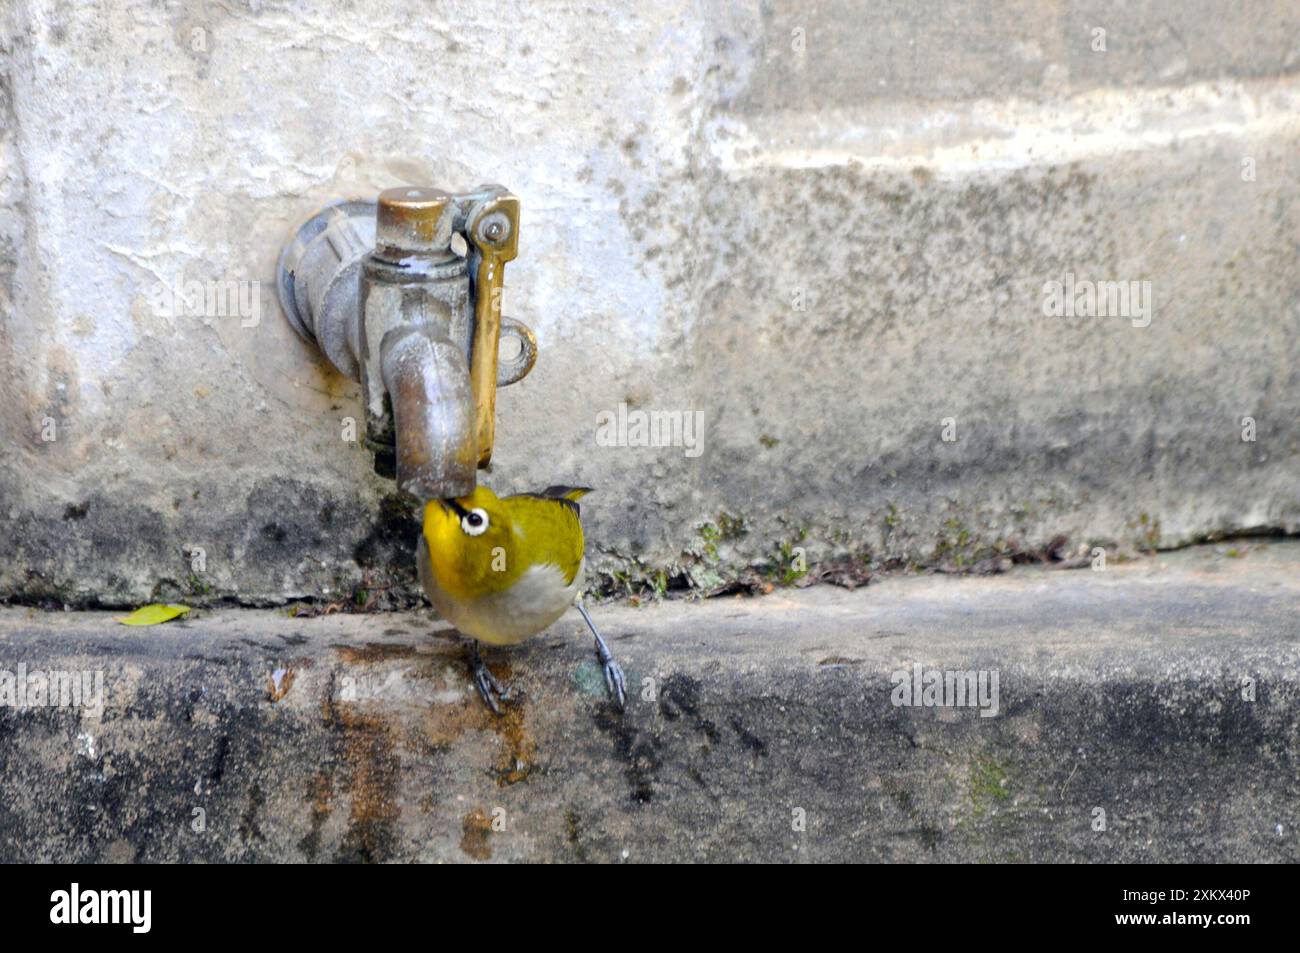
xmin=2 ymin=1 xmax=1298 ymax=605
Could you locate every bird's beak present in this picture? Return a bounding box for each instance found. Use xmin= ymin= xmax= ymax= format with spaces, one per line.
xmin=438 ymin=498 xmax=470 ymax=518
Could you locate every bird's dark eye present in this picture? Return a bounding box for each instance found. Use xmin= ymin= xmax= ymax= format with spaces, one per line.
xmin=460 ymin=508 xmax=489 ymax=536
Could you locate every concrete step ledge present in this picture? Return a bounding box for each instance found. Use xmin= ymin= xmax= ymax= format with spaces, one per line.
xmin=1 ymin=543 xmax=1297 ymax=862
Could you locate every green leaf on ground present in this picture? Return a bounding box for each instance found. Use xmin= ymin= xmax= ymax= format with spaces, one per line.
xmin=115 ymin=604 xmax=191 ymax=626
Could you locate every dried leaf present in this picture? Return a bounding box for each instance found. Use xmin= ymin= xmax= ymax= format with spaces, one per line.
xmin=115 ymin=603 xmax=190 ymax=626
xmin=811 ymin=559 xmax=873 ymax=590
xmin=704 ymin=570 xmax=772 ymax=598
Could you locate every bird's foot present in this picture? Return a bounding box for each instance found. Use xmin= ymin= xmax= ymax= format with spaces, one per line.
xmin=599 ymin=652 xmax=627 ymax=711
xmin=466 ymin=641 xmax=511 ymax=715
xmin=592 ymin=630 xmax=626 ymax=710
xmin=577 ymin=602 xmax=626 ymax=711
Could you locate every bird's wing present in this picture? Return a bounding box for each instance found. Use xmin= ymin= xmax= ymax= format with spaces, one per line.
xmin=507 ymin=492 xmax=587 ymax=585
xmin=509 ymin=485 xmax=592 ymax=514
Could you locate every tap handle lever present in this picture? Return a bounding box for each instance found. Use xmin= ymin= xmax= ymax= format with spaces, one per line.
xmin=462 ymin=187 xmax=522 ymax=467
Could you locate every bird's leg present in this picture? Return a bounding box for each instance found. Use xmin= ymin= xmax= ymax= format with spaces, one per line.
xmin=577 ymin=602 xmax=626 ymax=710
xmin=465 ymin=639 xmax=509 ymax=715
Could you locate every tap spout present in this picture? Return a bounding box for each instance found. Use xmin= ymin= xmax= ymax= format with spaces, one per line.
xmin=380 ymin=324 xmax=477 ymax=500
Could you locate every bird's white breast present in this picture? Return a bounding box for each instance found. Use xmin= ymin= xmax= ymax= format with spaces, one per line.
xmin=418 ymin=537 xmax=582 ymax=645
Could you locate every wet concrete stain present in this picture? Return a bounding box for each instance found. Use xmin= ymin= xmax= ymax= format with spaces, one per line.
xmin=593 ymin=705 xmax=661 ymax=804
xmin=332 ymin=705 xmax=401 ymax=863
xmin=658 ymin=673 xmax=719 ymax=742
xmin=318 ymin=673 xmax=402 ymax=864
xmin=564 ymin=807 xmax=588 ymax=862
xmin=728 ymin=715 xmax=769 ymax=757
xmin=238 ymin=782 xmax=265 ymax=846
xmin=207 ymin=734 xmax=229 ymax=785
xmin=459 ymin=807 xmax=493 ymax=860
xmin=298 ymin=769 xmax=334 ymax=861
xmin=487 ymin=663 xmax=538 ymax=786
xmin=593 ymin=672 xmax=773 ymax=803
xmin=414 ymin=654 xmax=539 ymax=785
xmin=300 ymin=646 xmax=544 ymax=859
xmin=332 ymin=643 xmax=417 ymax=665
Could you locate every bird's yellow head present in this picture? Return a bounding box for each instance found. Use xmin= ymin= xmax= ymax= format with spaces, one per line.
xmin=422 ymin=486 xmax=515 ymax=598
xmin=421 ymin=485 xmax=589 ymax=601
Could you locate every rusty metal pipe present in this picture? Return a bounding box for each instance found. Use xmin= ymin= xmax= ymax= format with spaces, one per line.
xmin=379 ymin=325 xmax=477 ymax=500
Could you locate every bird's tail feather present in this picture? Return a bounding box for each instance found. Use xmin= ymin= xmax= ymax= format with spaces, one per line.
xmin=541 ymin=485 xmax=592 ymax=501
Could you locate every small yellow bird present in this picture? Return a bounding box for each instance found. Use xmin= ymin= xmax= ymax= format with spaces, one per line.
xmin=418 ymin=485 xmax=626 ymax=713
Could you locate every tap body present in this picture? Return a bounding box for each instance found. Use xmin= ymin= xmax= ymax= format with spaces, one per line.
xmin=276 ymin=186 xmax=536 ymax=500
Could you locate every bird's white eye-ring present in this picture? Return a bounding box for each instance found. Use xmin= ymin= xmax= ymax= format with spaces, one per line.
xmin=460 ymin=508 xmax=489 ymax=536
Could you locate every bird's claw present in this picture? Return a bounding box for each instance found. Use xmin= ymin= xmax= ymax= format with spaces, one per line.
xmin=602 ymin=657 xmax=627 ymax=711
xmin=473 ymin=665 xmax=505 ymax=715
xmin=467 ymin=642 xmax=511 ymax=715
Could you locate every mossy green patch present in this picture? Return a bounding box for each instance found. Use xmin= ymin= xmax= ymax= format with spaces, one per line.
xmin=969 ymin=755 xmax=1012 ymax=818
xmin=572 ymin=660 xmax=609 ymax=697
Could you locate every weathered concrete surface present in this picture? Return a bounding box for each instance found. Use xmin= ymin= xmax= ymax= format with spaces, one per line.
xmin=0 ymin=542 xmax=1296 ymax=862
xmin=1 ymin=2 xmax=1298 ymax=605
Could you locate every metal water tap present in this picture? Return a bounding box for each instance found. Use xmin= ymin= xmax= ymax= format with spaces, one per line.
xmin=276 ymin=186 xmax=536 ymax=500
